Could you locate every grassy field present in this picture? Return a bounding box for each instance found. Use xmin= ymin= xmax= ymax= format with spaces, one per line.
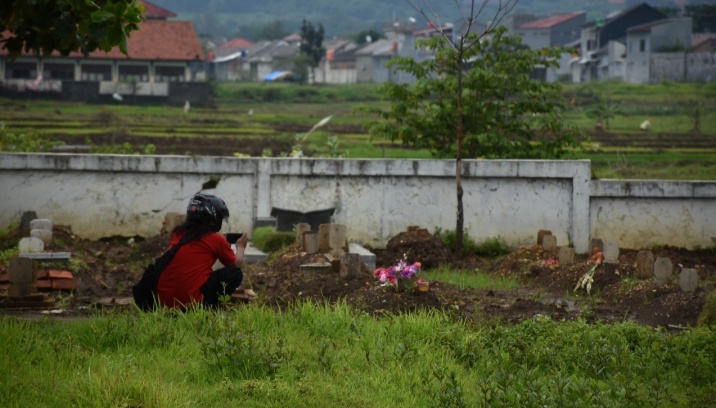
xmin=1 ymin=80 xmax=715 ymax=179
xmin=2 ymin=304 xmax=715 ymax=407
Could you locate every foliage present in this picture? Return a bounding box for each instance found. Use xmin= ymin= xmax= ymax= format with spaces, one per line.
xmin=351 ymin=28 xmax=384 ymax=45
xmin=0 ymin=0 xmax=143 ymax=60
xmin=299 ymin=19 xmax=325 ymax=69
xmin=0 ymin=125 xmax=64 ymax=152
xmin=435 ymin=228 xmax=510 ymax=257
xmin=250 ymin=226 xmax=293 ymax=253
xmin=362 ymin=26 xmax=583 ymax=160
xmin=2 ymin=308 xmax=716 ymax=406
xmin=697 ymin=289 xmax=716 ymax=327
xmin=587 ymin=93 xmax=622 ymax=130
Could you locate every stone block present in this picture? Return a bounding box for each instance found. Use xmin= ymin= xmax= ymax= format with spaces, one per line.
xmin=679 ymin=269 xmax=698 ymax=293
xmin=48 ymin=270 xmax=74 ymax=280
xmin=339 ymin=253 xmax=361 ymax=278
xmin=19 ymin=237 xmax=44 ymax=253
xmin=31 ymin=229 xmax=53 ymax=246
xmin=304 ymin=232 xmax=319 ymax=255
xmin=654 ymin=257 xmax=673 ymax=285
xmin=542 ymin=235 xmax=557 ymax=251
xmin=9 ymin=257 xmax=36 ymax=297
xmin=636 ymin=250 xmax=655 ymax=279
xmin=19 ymin=211 xmax=38 ymax=236
xmin=29 ymin=218 xmax=52 ymax=232
xmin=537 ymin=230 xmax=552 ymax=245
xmin=299 ymin=262 xmax=331 ymax=276
xmin=348 ymin=242 xmax=376 ymax=270
xmin=295 ymin=223 xmax=311 ymax=248
xmin=52 ymin=279 xmax=77 ymax=291
xmin=318 ymin=224 xmax=347 ymax=257
xmin=603 ymin=240 xmax=619 ymax=264
xmin=589 ymin=238 xmax=604 ymax=254
xmin=557 ymin=247 xmax=575 ymax=266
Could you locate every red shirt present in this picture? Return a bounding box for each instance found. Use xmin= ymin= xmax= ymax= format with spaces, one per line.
xmin=156 ymin=231 xmax=236 ymax=308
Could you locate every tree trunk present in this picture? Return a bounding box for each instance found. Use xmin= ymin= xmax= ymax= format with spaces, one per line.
xmin=455 ymin=57 xmax=465 ymax=254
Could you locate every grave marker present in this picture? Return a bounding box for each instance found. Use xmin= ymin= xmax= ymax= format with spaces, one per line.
xmin=636 ymin=250 xmax=654 ymax=279
xmin=679 ymin=269 xmax=698 ymax=293
xmin=654 ymin=257 xmax=673 ymax=285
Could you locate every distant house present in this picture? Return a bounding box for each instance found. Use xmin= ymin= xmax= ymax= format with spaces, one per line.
xmin=210 ymin=38 xmax=253 ymax=81
xmin=573 ymin=2 xmax=667 ymax=83
xmin=625 ymin=18 xmax=692 ymax=83
xmin=209 ymin=36 xmax=301 ymax=82
xmin=0 ymin=1 xmax=206 ymax=103
xmin=316 ymin=38 xmax=359 ymax=84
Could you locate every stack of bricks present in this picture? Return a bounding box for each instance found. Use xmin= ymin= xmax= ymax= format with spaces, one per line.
xmin=35 ymin=269 xmax=77 ymax=292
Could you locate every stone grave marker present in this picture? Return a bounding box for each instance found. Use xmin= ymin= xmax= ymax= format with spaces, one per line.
xmin=679 ymin=268 xmax=698 ymax=293
xmin=654 ymin=257 xmax=673 ymax=285
xmin=636 ymin=250 xmax=655 ymax=279
xmin=31 ymin=229 xmax=53 ymax=246
xmin=603 ymin=240 xmax=619 ymax=264
xmin=304 ymin=232 xmax=319 ymax=255
xmin=318 ymin=224 xmax=347 ymax=257
xmin=19 ymin=237 xmax=44 ymax=253
xmin=542 ymin=235 xmax=557 ymax=251
xmin=30 ymin=218 xmax=52 ymax=232
xmin=295 ymin=223 xmax=311 ymax=248
xmin=339 ymin=253 xmax=361 ymax=278
xmin=19 ymin=211 xmax=38 ymax=236
xmin=557 ymin=247 xmax=575 ymax=266
xmin=537 ymin=230 xmax=552 ymax=246
xmin=589 ymin=238 xmax=604 ymax=254
xmin=9 ymin=257 xmax=36 ymax=297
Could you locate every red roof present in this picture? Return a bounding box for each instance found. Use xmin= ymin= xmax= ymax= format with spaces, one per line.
xmin=219 ymin=38 xmax=253 ymax=49
xmin=519 ymin=12 xmax=586 ymax=29
xmin=1 ymin=20 xmax=204 ymax=61
xmin=139 ymin=0 xmax=177 ymax=20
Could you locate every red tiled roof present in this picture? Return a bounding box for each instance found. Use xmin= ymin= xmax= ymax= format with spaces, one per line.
xmin=219 ymin=38 xmax=253 ymax=49
xmin=1 ymin=20 xmax=204 ymax=61
xmin=519 ymin=12 xmax=586 ymax=29
xmin=139 ymin=0 xmax=177 ymax=20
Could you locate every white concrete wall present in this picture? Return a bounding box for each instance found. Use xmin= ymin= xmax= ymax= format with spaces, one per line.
xmin=1 ymin=154 xmax=714 ymax=253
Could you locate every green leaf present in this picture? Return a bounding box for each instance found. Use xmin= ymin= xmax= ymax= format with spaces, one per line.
xmin=90 ymin=10 xmax=115 ymax=23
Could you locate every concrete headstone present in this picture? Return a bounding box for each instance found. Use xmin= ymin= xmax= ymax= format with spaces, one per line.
xmin=679 ymin=268 xmax=698 ymax=293
xmin=30 ymin=229 xmax=53 ymax=246
xmin=654 ymin=257 xmax=673 ymax=285
xmin=29 ymin=218 xmax=52 ymax=232
xmin=542 ymin=235 xmax=557 ymax=251
xmin=636 ymin=250 xmax=655 ymax=279
xmin=603 ymin=240 xmax=619 ymax=264
xmin=19 ymin=237 xmax=44 ymax=253
xmin=557 ymin=246 xmax=575 ymax=266
xmin=318 ymin=223 xmax=347 ymax=257
xmin=339 ymin=253 xmax=361 ymax=278
xmin=295 ymin=223 xmax=311 ymax=248
xmin=19 ymin=211 xmax=38 ymax=236
xmin=537 ymin=230 xmax=552 ymax=246
xmin=304 ymin=232 xmax=319 ymax=255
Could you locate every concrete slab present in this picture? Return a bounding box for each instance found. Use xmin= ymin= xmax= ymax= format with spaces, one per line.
xmin=348 ymin=242 xmax=376 ymax=270
xmin=232 ymin=242 xmax=267 ymax=263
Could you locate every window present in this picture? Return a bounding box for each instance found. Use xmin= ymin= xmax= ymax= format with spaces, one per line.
xmin=639 ymin=39 xmax=646 ymax=52
xmin=44 ymin=63 xmax=74 ymax=80
xmin=5 ymin=62 xmax=36 ymax=79
xmin=118 ymin=65 xmax=149 ymax=82
xmin=155 ymin=66 xmax=185 ymax=82
xmin=81 ymin=64 xmax=111 ymax=81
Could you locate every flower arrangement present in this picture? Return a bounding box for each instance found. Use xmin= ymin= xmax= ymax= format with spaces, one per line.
xmin=374 ymin=255 xmax=423 ymax=292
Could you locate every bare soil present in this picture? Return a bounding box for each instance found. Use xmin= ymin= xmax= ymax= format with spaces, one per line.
xmin=1 ymin=225 xmax=714 ymax=329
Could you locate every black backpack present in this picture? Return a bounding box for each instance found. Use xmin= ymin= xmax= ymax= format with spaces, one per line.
xmin=132 ymin=234 xmax=193 ymax=311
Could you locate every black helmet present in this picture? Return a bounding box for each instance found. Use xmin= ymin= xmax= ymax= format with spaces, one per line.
xmin=186 ymin=193 xmax=229 ymax=231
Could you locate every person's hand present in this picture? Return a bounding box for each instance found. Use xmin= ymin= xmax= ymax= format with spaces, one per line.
xmin=235 ymin=232 xmax=248 ymax=248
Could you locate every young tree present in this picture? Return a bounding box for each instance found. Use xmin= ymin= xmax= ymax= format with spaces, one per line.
xmin=299 ymin=19 xmax=325 ymax=83
xmin=362 ymin=0 xmax=582 ymax=252
xmin=0 ymin=0 xmax=143 ymax=61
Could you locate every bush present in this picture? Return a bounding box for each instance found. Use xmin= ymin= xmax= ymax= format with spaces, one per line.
xmin=698 ymin=290 xmax=716 ymax=327
xmin=251 ymin=226 xmax=294 ymax=253
xmin=435 ymin=228 xmax=511 ymax=257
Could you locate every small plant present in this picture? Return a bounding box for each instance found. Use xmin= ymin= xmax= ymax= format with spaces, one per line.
xmin=575 ymin=264 xmax=598 ymax=295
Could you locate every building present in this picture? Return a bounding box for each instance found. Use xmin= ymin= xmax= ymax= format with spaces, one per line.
xmin=0 ymin=1 xmax=207 ymax=104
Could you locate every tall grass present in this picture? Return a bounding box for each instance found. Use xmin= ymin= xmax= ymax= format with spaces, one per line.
xmin=422 ymin=265 xmax=519 ymax=290
xmin=1 ymin=305 xmax=715 ymax=407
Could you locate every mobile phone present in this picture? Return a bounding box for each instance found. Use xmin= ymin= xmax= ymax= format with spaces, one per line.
xmin=224 ymin=232 xmax=244 ymax=243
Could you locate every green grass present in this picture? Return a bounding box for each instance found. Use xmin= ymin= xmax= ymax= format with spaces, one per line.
xmin=422 ymin=265 xmax=520 ymax=290
xmin=2 ymin=304 xmax=715 ymax=407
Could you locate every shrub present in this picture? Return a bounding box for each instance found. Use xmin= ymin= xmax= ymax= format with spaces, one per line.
xmin=435 ymin=228 xmax=511 ymax=257
xmin=698 ymin=290 xmax=716 ymax=327
xmin=251 ymin=226 xmax=294 ymax=253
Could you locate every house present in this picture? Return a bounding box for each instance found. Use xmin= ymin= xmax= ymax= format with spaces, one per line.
xmin=573 ymin=3 xmax=667 ymax=83
xmin=512 ymin=12 xmax=586 ymax=82
xmin=209 ymin=36 xmax=301 ymax=82
xmin=210 ymin=38 xmax=253 ymax=81
xmin=0 ymin=1 xmax=207 ymax=104
xmin=315 ymin=38 xmax=359 ymax=84
xmin=625 ymin=18 xmax=693 ymax=83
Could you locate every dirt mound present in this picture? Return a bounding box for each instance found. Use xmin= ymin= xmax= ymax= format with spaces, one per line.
xmin=383 ymin=226 xmax=451 ymax=269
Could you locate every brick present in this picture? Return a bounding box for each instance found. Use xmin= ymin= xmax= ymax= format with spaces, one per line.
xmin=36 ymin=280 xmax=53 ymax=290
xmin=35 ymin=269 xmax=48 ymax=279
xmin=48 ymin=270 xmax=74 ymax=280
xmin=0 ymin=273 xmax=9 ymax=283
xmin=0 ymin=284 xmax=9 ymax=292
xmin=52 ymin=279 xmax=77 ymax=290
